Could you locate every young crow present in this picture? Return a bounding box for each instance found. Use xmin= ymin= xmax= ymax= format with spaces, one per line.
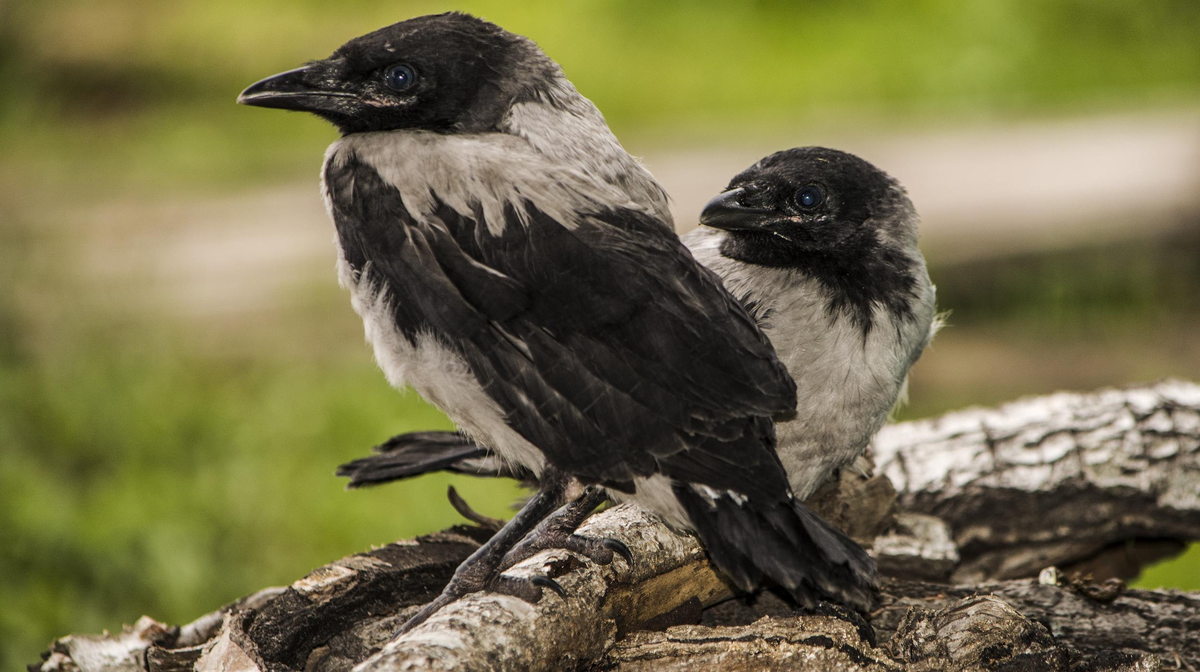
xmin=240 ymin=13 xmax=878 ymax=631
xmin=340 ymin=147 xmax=938 ymax=501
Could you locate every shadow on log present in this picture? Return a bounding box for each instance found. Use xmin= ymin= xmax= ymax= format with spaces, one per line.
xmin=32 ymin=381 xmax=1200 ymax=671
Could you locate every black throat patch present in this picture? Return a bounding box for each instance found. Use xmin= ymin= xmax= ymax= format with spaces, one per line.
xmin=719 ymin=230 xmax=919 ymax=337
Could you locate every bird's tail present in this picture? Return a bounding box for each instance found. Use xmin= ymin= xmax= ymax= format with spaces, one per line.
xmin=336 ymin=431 xmax=516 ymax=488
xmin=674 ymin=484 xmax=878 ymax=612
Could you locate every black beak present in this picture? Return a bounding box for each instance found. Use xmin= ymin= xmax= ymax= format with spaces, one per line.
xmin=237 ymin=64 xmax=355 ymax=112
xmin=698 ymin=188 xmax=774 ymax=231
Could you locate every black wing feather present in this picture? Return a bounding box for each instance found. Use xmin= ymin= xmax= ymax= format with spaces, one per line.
xmin=336 ymin=431 xmax=498 ymax=487
xmin=327 ymin=155 xmax=796 ymax=500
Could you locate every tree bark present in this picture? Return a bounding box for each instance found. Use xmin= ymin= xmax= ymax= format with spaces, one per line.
xmin=872 ymin=379 xmax=1200 ymax=583
xmin=31 ymin=381 xmax=1200 ymax=672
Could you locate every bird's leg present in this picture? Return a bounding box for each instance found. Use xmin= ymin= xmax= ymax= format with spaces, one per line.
xmin=498 ymin=486 xmax=632 ymax=570
xmin=394 ymin=466 xmax=569 ymax=636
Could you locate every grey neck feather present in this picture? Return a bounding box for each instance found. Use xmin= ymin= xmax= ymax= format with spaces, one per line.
xmin=498 ymin=76 xmax=672 ymax=227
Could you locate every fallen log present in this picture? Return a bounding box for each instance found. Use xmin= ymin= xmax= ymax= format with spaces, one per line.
xmin=873 ymin=379 xmax=1200 ymax=582
xmin=32 ymin=382 xmax=1200 ymax=671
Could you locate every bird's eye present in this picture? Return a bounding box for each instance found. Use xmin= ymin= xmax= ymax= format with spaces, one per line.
xmin=796 ymin=186 xmax=824 ymax=209
xmin=384 ymin=64 xmax=417 ymax=92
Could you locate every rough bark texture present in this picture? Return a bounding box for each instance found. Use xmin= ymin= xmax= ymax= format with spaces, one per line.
xmin=31 ymin=382 xmax=1200 ymax=672
xmin=873 ymin=578 xmax=1199 ymax=670
xmin=872 ymin=379 xmax=1200 ymax=583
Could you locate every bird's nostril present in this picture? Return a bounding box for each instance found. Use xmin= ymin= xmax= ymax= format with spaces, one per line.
xmin=735 ymin=185 xmax=772 ymax=210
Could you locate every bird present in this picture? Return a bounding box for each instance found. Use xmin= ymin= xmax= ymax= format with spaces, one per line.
xmin=239 ymin=12 xmax=878 ymax=632
xmin=341 ymin=146 xmax=938 ymax=503
xmin=689 ymin=147 xmax=939 ymax=499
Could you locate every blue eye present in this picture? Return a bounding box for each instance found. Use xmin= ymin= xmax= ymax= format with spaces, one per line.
xmin=796 ymin=186 xmax=823 ymax=209
xmin=384 ymin=64 xmax=417 ymax=92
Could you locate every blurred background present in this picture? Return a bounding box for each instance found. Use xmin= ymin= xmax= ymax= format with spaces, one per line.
xmin=2 ymin=0 xmax=1199 ymax=666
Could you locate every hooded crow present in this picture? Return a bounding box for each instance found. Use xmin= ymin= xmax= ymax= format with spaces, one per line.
xmin=340 ymin=148 xmax=938 ymax=501
xmin=240 ymin=13 xmax=877 ymax=631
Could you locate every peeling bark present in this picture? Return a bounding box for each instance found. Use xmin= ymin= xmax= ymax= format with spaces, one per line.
xmin=873 ymin=578 xmax=1199 ymax=670
xmin=31 ymin=382 xmax=1200 ymax=672
xmin=873 ymin=379 xmax=1200 ymax=582
xmin=358 ymin=505 xmax=734 ymax=671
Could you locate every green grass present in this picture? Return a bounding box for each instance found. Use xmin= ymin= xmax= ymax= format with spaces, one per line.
xmin=1138 ymin=544 xmax=1200 ymax=592
xmin=0 ymin=320 xmax=524 ymax=668
xmin=0 ymin=218 xmax=527 ymax=668
xmin=2 ymin=0 xmax=1200 ymax=202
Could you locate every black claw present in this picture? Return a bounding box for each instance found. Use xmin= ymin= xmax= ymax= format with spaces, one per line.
xmin=531 ymin=575 xmax=567 ymax=599
xmin=602 ymin=538 xmax=633 ymax=566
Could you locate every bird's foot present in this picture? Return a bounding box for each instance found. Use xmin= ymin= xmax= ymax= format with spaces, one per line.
xmin=489 ymin=573 xmax=567 ymax=602
xmin=444 ymin=485 xmax=630 ymax=568
xmin=500 ymin=486 xmax=632 ymax=571
xmin=502 ymin=527 xmax=633 ymax=569
xmin=392 ymin=469 xmax=573 ymax=637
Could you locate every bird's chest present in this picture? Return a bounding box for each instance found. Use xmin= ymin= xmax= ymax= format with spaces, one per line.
xmin=766 ymin=297 xmax=905 ymax=429
xmin=321 ymin=142 xmax=491 ymax=340
xmin=319 ymin=143 xmax=547 ymax=474
xmin=768 ymin=289 xmax=927 ymax=499
xmin=720 ymin=265 xmax=909 ymax=454
xmin=681 ymin=232 xmax=913 ymax=449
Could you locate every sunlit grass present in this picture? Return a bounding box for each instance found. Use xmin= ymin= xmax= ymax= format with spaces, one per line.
xmin=0 ymin=317 xmax=523 ymax=668
xmin=1137 ymin=544 xmax=1200 ymax=592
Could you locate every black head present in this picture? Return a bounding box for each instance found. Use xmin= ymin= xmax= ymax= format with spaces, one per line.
xmin=703 ymin=147 xmax=922 ymax=331
xmin=237 ymin=13 xmax=560 ymax=135
xmin=702 ymin=147 xmax=917 ymax=265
